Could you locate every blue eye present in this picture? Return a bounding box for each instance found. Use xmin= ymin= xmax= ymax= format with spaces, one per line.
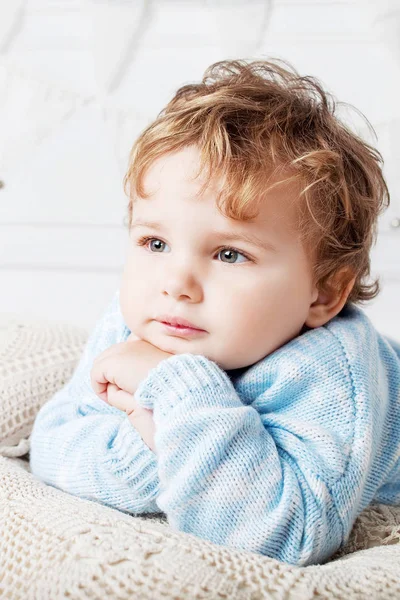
xmin=136 ymin=236 xmax=252 ymax=264
xmin=148 ymin=238 xmax=165 ymax=253
xmin=217 ymin=248 xmax=249 ymax=264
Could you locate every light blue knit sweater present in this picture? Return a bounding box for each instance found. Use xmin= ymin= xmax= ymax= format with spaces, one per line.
xmin=29 ymin=289 xmax=400 ymax=566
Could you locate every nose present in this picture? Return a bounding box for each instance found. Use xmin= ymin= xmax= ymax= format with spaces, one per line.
xmin=162 ymin=261 xmax=203 ymax=302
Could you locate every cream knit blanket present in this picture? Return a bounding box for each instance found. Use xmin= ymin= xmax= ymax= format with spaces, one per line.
xmin=0 ymin=313 xmax=399 ymax=599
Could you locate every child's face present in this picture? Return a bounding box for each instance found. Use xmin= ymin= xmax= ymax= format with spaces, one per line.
xmin=120 ymin=144 xmax=319 ymax=371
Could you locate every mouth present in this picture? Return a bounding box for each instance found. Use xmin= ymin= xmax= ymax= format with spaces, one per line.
xmin=157 ymin=321 xmax=207 ymax=338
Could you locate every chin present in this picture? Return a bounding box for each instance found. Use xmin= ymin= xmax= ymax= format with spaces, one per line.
xmin=149 ymin=337 xmax=178 ymax=355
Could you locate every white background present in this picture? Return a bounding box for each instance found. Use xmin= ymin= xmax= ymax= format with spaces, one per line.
xmin=0 ymin=0 xmax=399 ymax=337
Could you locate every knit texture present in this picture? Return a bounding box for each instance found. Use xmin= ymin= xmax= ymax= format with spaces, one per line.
xmin=0 ymin=312 xmax=87 ymax=456
xmin=2 ymin=456 xmax=400 ymax=600
xmin=29 ymin=289 xmax=400 ymax=567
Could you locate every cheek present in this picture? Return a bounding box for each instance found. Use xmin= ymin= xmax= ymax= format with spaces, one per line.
xmin=119 ymin=263 xmax=146 ymax=326
xmin=120 ymin=264 xmax=132 ymax=304
xmin=236 ymin=262 xmax=311 ymax=319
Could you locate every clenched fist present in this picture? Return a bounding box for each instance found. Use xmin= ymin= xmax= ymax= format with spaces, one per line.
xmin=90 ymin=335 xmax=173 ymax=402
xmin=90 ymin=334 xmax=174 ymax=452
xmin=105 ymin=383 xmax=157 ymax=452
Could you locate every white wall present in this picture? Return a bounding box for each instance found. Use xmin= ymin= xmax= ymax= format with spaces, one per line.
xmin=0 ymin=0 xmax=399 ymax=338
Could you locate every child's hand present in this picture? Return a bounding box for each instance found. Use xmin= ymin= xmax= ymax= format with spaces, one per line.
xmin=106 ymin=383 xmax=157 ymax=452
xmin=90 ymin=338 xmax=174 ymax=403
xmin=90 ymin=337 xmax=174 ymax=453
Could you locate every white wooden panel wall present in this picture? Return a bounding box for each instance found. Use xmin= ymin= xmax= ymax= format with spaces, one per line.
xmin=0 ymin=0 xmax=399 ymax=337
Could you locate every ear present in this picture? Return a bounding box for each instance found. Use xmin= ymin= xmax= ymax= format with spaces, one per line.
xmin=305 ymin=267 xmax=356 ymax=329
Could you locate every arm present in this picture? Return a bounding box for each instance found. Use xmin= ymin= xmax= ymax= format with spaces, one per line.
xmin=133 ymin=334 xmax=386 ymax=566
xmin=29 ymin=291 xmax=162 ymax=515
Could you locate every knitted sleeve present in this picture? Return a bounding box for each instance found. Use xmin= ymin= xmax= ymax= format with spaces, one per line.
xmin=29 ymin=291 xmax=162 ymax=515
xmin=133 ymin=331 xmax=384 ymax=567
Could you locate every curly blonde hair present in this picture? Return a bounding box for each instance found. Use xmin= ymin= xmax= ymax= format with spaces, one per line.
xmin=123 ymin=58 xmax=390 ymax=305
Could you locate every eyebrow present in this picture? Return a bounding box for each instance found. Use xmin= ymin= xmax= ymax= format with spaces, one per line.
xmin=131 ymin=219 xmax=277 ymax=252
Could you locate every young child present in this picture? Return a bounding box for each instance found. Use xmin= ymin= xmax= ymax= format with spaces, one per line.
xmin=29 ymin=58 xmax=400 ymax=567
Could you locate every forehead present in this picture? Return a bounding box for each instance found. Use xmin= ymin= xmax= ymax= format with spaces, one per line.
xmin=141 ymin=145 xmax=213 ymax=199
xmin=136 ymin=146 xmax=301 ymax=237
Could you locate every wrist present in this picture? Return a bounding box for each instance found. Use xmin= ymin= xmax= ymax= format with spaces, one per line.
xmin=127 ymin=406 xmax=156 ymax=453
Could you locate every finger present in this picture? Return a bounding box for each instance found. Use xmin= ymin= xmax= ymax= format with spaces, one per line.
xmin=90 ymin=365 xmax=111 ymax=400
xmin=90 ymin=368 xmax=109 ymax=401
xmin=95 ymin=384 xmax=109 ymax=403
xmin=107 ymin=384 xmax=137 ymax=413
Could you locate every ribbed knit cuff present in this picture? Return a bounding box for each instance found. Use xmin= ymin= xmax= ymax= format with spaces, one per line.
xmin=102 ymin=416 xmax=159 ymax=491
xmin=134 ymin=353 xmax=238 ymax=420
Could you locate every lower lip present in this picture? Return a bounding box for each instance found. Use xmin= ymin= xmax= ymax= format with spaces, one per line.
xmin=158 ymin=321 xmax=206 ymax=337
